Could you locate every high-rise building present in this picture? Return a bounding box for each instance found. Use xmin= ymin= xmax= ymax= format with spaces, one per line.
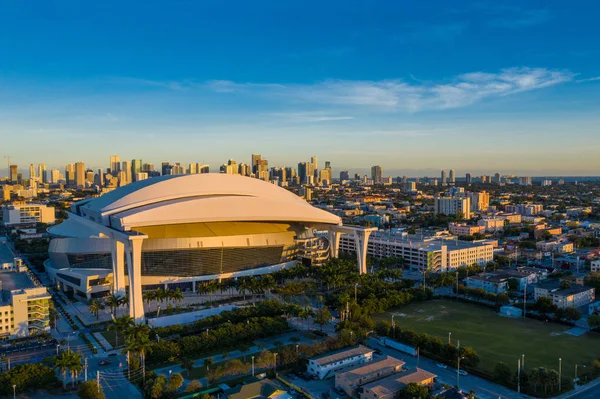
xmin=65 ymin=164 xmax=75 ymax=187
xmin=324 ymin=161 xmax=331 ymax=170
xmin=311 ymin=156 xmax=318 ymax=172
xmin=354 ymin=173 xmax=361 ymax=181
xmin=110 ymin=155 xmax=121 ymax=174
xmin=465 ymin=173 xmax=472 ymax=184
xmin=494 ymin=173 xmax=501 ymax=183
xmin=50 ymin=168 xmax=61 ymax=184
xmin=319 ymin=168 xmax=331 ymax=185
xmin=170 ymin=163 xmax=185 ymax=175
xmin=86 ymin=170 xmax=95 ymax=184
xmin=449 ymin=169 xmax=455 ymax=184
xmin=441 ymin=169 xmax=447 ymax=185
xmin=95 ymin=168 xmax=105 ymax=186
xmin=256 ymin=159 xmax=268 ymax=178
xmin=371 ymin=165 xmax=383 ymax=184
xmin=161 ymin=162 xmax=172 ymax=176
xmin=227 ymin=159 xmax=238 ymax=174
xmin=285 ymin=167 xmax=296 ymax=182
xmin=38 ymin=164 xmax=47 ymax=183
xmin=198 ymin=164 xmax=210 ymax=173
xmin=340 ymin=171 xmax=350 ymax=181
xmin=131 ymin=159 xmax=143 ymax=181
xmin=519 ymin=176 xmax=532 ymax=186
xmin=434 ymin=196 xmax=471 ymax=219
xmin=9 ymin=165 xmax=18 ymax=183
xmin=29 ymin=164 xmax=36 ymax=180
xmin=135 ymin=172 xmax=149 ymax=181
xmin=142 ymin=163 xmax=155 ymax=172
xmin=74 ymin=162 xmax=86 ymax=188
xmin=238 ymin=163 xmax=251 ymax=176
xmin=298 ymin=162 xmax=308 ymax=184
xmin=121 ymin=161 xmax=131 ymax=185
xmin=251 ymin=154 xmax=261 ymax=174
xmin=469 ymin=191 xmax=490 ymax=212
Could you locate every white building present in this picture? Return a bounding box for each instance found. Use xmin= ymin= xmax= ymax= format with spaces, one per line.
xmin=591 ymin=260 xmax=600 ymax=273
xmin=465 ymin=270 xmax=534 ymax=294
xmin=338 ymin=232 xmax=493 ymax=272
xmin=434 ymin=197 xmax=471 ymax=219
xmin=534 ymin=282 xmax=595 ymax=309
xmin=307 ymin=345 xmax=374 ymax=380
xmin=478 ymin=218 xmax=505 ymax=232
xmin=2 ymin=203 xmax=56 ymax=226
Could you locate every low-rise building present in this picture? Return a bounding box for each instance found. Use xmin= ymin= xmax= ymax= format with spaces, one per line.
xmin=534 ymin=282 xmax=595 ymax=309
xmin=359 ymin=368 xmax=436 ymax=399
xmin=465 ymin=270 xmax=535 ymax=294
xmin=591 ymin=260 xmax=600 ymax=273
xmin=2 ymin=203 xmax=56 ymax=226
xmin=307 ymin=345 xmax=374 ymax=380
xmin=335 ymin=356 xmax=405 ymax=397
xmin=477 ymin=218 xmax=505 ymax=232
xmin=448 ymin=223 xmax=484 ymax=236
xmin=536 ymin=240 xmax=574 ymax=253
xmin=224 ymin=378 xmax=290 ymax=399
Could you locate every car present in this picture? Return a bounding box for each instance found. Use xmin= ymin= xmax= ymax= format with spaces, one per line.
xmin=436 ymin=363 xmax=447 ymax=369
xmin=98 ymin=360 xmax=112 ymax=366
xmin=458 ymin=370 xmax=468 ymax=376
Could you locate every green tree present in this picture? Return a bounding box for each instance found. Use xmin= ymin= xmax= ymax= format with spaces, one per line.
xmin=166 ymin=373 xmax=184 ymax=392
xmin=204 ymin=357 xmax=214 ymax=372
xmin=507 ymin=278 xmax=520 ymax=291
xmin=107 ymin=315 xmax=133 ymax=350
xmin=399 ymin=382 xmax=429 ymax=399
xmin=106 ymin=294 xmax=122 ymax=316
xmin=181 ymin=358 xmax=195 ymax=377
xmin=314 ymin=306 xmax=332 ymax=331
xmin=186 ymin=380 xmax=203 ymax=393
xmin=78 ymin=380 xmax=106 ymax=399
xmin=494 ymin=362 xmax=512 ymax=385
xmin=588 ymin=314 xmax=600 ymax=329
xmin=89 ymin=299 xmax=103 ymax=320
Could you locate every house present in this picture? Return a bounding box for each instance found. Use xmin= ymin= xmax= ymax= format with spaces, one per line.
xmin=335 ymin=356 xmax=405 ymax=397
xmin=359 ymin=368 xmax=436 ymax=399
xmin=516 ymin=266 xmax=548 ymax=283
xmin=307 ymin=345 xmax=374 ymax=380
xmin=224 ymin=379 xmax=292 ymax=399
xmin=589 ymin=301 xmax=600 ymax=315
xmin=465 ymin=270 xmax=533 ymax=294
xmin=591 ymin=260 xmax=600 ymax=273
xmin=534 ymin=281 xmax=595 ymax=309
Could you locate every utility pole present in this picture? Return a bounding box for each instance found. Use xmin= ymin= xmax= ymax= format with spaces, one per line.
xmin=517 ymin=359 xmax=521 ymax=393
xmin=252 ymin=356 xmax=255 ymax=376
xmin=97 ymin=371 xmax=100 ymax=394
xmin=456 ymin=340 xmax=460 ymax=388
xmin=523 ymin=284 xmax=527 ymax=319
xmin=7 ymin=357 xmax=10 ymax=370
xmin=84 ymin=358 xmax=88 ymax=381
xmin=522 ymin=354 xmax=525 ymax=371
xmin=559 ymin=358 xmax=562 ymax=392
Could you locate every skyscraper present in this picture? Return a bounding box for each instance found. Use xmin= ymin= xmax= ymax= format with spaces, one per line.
xmin=65 ymin=164 xmax=75 ymax=187
xmin=110 ymin=155 xmax=121 ymax=174
xmin=96 ymin=168 xmax=105 ymax=186
xmin=340 ymin=171 xmax=350 ymax=181
xmin=465 ymin=173 xmax=472 ymax=184
xmin=449 ymin=169 xmax=455 ymax=184
xmin=75 ymin=162 xmax=86 ymax=188
xmin=29 ymin=164 xmax=36 ymax=180
xmin=227 ymin=159 xmax=238 ymax=174
xmin=251 ymin=154 xmax=261 ymax=174
xmin=371 ymin=165 xmax=383 ymax=184
xmin=50 ymin=168 xmax=61 ymax=184
xmin=38 ymin=164 xmax=47 ymax=183
xmin=311 ymin=156 xmax=318 ymax=172
xmin=121 ymin=161 xmax=132 ymax=184
xmin=161 ymin=162 xmax=172 ymax=176
xmin=131 ymin=159 xmax=142 ymax=181
xmin=298 ymin=162 xmax=308 ymax=184
xmin=9 ymin=165 xmax=18 ymax=183
xmin=441 ymin=169 xmax=447 ymax=185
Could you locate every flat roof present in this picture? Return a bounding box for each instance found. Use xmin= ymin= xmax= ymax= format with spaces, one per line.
xmin=0 ymin=243 xmax=15 ymax=264
xmin=362 ymin=368 xmax=437 ymax=397
xmin=310 ymin=345 xmax=373 ymax=366
xmin=336 ymin=356 xmax=404 ymax=380
xmin=0 ymin=272 xmax=35 ymax=304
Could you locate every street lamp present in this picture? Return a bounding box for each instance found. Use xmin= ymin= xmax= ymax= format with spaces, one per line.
xmin=273 ymin=353 xmax=278 ymax=375
xmin=522 ymin=354 xmax=525 ymax=370
xmin=12 ymin=384 xmax=16 ymax=399
xmin=252 ymin=356 xmax=255 ymax=376
xmin=56 ymin=343 xmax=60 ymax=356
xmin=448 ymin=332 xmax=451 ymax=344
xmin=296 ymin=344 xmax=299 ymax=357
xmin=559 ymin=358 xmax=562 ymax=392
xmin=457 ymin=356 xmax=465 ymax=389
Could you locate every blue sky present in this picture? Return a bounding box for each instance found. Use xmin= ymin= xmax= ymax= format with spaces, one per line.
xmin=1 ymin=0 xmax=599 ymax=176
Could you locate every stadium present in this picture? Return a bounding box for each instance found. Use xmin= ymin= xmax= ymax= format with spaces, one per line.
xmin=46 ymin=173 xmax=352 ymax=321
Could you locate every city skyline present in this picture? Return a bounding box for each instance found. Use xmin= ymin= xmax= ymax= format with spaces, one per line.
xmin=1 ymin=1 xmax=600 ymax=174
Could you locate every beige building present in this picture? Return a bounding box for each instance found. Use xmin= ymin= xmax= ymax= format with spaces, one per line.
xmin=478 ymin=218 xmax=505 ymax=232
xmin=469 ymin=191 xmax=490 ymax=211
xmin=307 ymin=345 xmax=374 ymax=380
xmin=534 ymin=282 xmax=595 ymax=309
xmin=449 ymin=223 xmax=484 ymax=236
xmin=335 ymin=356 xmax=405 ymax=397
xmin=435 ymin=197 xmax=471 ymax=219
xmin=0 ymin=280 xmax=51 ymax=340
xmin=359 ymin=368 xmax=436 ymax=399
xmin=2 ymin=203 xmax=56 ymax=225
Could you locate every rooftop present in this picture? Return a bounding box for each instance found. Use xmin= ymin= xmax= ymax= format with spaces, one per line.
xmin=0 ymin=272 xmax=35 ymax=304
xmin=0 ymin=243 xmax=15 ymax=264
xmin=310 ymin=344 xmax=373 ymax=366
xmin=336 ymin=355 xmax=404 ymax=381
xmin=361 ymin=367 xmax=437 ymax=397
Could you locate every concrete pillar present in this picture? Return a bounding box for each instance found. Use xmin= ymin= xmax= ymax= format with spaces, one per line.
xmin=353 ymin=230 xmax=374 ymax=274
xmin=125 ymin=238 xmax=145 ymax=324
xmin=327 ymin=229 xmax=341 ymax=259
xmin=110 ymin=239 xmax=126 ymax=297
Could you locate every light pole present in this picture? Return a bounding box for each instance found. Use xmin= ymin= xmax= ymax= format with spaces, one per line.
xmin=448 ymin=332 xmax=451 ymax=344
xmin=354 ymin=284 xmax=358 ymax=302
xmin=391 ymin=315 xmax=395 ymax=338
xmin=252 ymin=356 xmax=255 ymax=376
xmin=559 ymin=358 xmax=562 ymax=392
xmin=273 ymin=353 xmax=278 ymax=375
xmin=457 ymin=356 xmax=464 ymax=389
xmin=296 ymin=344 xmax=299 ymax=357
xmin=12 ymin=385 xmax=16 ymax=399
xmin=575 ymin=364 xmax=585 ymax=383
xmin=522 ymin=354 xmax=525 ymax=370
xmin=517 ymin=359 xmax=521 ymax=393
xmin=56 ymin=343 xmax=60 ymax=356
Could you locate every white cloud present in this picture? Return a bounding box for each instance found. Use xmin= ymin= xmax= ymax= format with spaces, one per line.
xmin=576 ymin=76 xmax=600 ymax=83
xmin=206 ymin=67 xmax=574 ymax=112
xmin=267 ymin=112 xmax=355 ymax=123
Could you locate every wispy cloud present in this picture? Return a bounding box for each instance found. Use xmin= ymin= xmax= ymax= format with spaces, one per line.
xmin=108 ymin=77 xmax=192 ymax=91
xmin=205 ymin=67 xmax=574 ymax=112
xmin=267 ymin=112 xmax=355 ymax=123
xmin=479 ymin=4 xmax=551 ymax=29
xmin=576 ymin=76 xmax=600 ymax=83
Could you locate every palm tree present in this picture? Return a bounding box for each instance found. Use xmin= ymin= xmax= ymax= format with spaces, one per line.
xmin=69 ymin=351 xmax=83 ymax=387
xmin=207 ymin=280 xmax=219 ymax=304
xmin=124 ymin=324 xmax=153 ymax=372
xmin=106 ymin=294 xmax=121 ymax=316
xmin=204 ymin=357 xmax=214 ymax=372
xmin=171 ymin=288 xmax=184 ymax=307
xmin=108 ymin=315 xmax=134 ymax=350
xmin=155 ymin=288 xmax=166 ymax=308
xmin=164 ymin=288 xmax=174 ymax=307
xmin=181 ymin=358 xmax=195 ymax=377
xmin=89 ymin=299 xmax=103 ymax=320
xmin=143 ymin=290 xmax=156 ymax=312
xmin=120 ymin=294 xmax=129 ymax=314
xmin=55 ymin=352 xmax=70 ymax=389
xmin=237 ymin=278 xmax=251 ymax=301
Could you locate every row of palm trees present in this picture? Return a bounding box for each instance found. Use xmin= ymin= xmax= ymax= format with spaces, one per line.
xmin=107 ymin=315 xmax=153 ymax=374
xmin=142 ymin=288 xmax=184 ymax=312
xmin=54 ymin=348 xmax=84 ymax=389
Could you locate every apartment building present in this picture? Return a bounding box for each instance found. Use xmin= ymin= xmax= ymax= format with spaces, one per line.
xmin=465 ymin=270 xmax=534 ymax=294
xmin=448 ymin=223 xmax=484 ymax=236
xmin=591 ymin=260 xmax=600 ymax=273
xmin=335 ymin=356 xmax=405 ymax=397
xmin=434 ymin=197 xmax=471 ymax=219
xmin=359 ymin=368 xmax=436 ymax=399
xmin=338 ymin=232 xmax=494 ymax=272
xmin=2 ymin=203 xmax=56 ymax=226
xmin=478 ymin=218 xmax=505 ymax=232
xmin=0 ymin=277 xmax=51 ymax=340
xmin=534 ymin=282 xmax=595 ymax=309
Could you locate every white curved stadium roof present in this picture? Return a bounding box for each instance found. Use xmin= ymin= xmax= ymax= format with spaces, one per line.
xmin=75 ymin=174 xmax=341 ymax=231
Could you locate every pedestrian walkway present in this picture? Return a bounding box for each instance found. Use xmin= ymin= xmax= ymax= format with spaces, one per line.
xmin=94 ymin=332 xmax=114 ymax=350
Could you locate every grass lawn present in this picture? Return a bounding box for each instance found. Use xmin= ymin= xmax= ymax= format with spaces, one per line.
xmin=101 ymin=330 xmax=122 ymax=349
xmin=185 ymin=350 xmax=263 ymax=380
xmin=372 ymin=299 xmax=599 ymax=377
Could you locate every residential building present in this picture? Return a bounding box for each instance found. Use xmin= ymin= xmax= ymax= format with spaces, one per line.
xmin=340 ymin=171 xmax=350 ymax=181
xmin=131 ymin=159 xmax=143 ymax=181
xmin=224 ymin=378 xmax=289 ymax=399
xmin=359 ymin=368 xmax=436 ymax=399
xmin=506 ymin=204 xmax=543 ymax=216
xmin=499 ymin=213 xmax=522 ymax=224
xmin=478 ymin=218 xmax=505 ymax=232
xmin=336 ymin=356 xmax=405 ymax=397
xmin=2 ymin=203 xmax=56 ymax=225
xmin=534 ymin=281 xmax=595 ymax=309
xmin=465 ymin=173 xmax=472 ymax=184
xmin=338 ymin=232 xmax=493 ymax=272
xmin=449 ymin=169 xmax=455 ymax=184
xmin=469 ymin=191 xmax=490 ymax=212
xmin=591 ymin=260 xmax=600 ymax=273
xmin=75 ymin=162 xmax=86 ymax=188
xmin=448 ymin=223 xmax=484 ymax=236
xmin=536 ymin=240 xmax=574 ymax=253
xmin=434 ymin=196 xmax=471 ymax=219
xmin=110 ymin=155 xmax=121 ymax=174
xmin=307 ymin=345 xmax=374 ymax=380
xmin=465 ymin=270 xmax=534 ymax=294
xmin=371 ymin=166 xmax=383 ymax=184
xmin=441 ymin=169 xmax=447 ymax=185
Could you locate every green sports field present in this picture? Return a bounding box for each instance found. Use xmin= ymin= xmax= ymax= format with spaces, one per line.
xmin=372 ymin=299 xmax=598 ymax=377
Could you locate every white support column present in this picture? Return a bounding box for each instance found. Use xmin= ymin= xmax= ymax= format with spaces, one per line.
xmin=353 ymin=229 xmax=375 ymax=274
xmin=125 ymin=238 xmax=145 ymax=324
xmin=110 ymin=239 xmax=126 ymax=297
xmin=327 ymin=228 xmax=341 ymax=259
